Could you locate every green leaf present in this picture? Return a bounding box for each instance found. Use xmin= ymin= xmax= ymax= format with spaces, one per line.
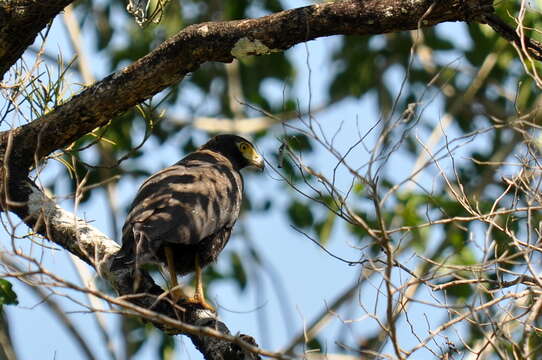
xmin=94 ymin=5 xmax=113 ymax=50
xmin=352 ymin=181 xmax=365 ymax=196
xmin=444 ymin=282 xmax=473 ymax=302
xmin=396 ymin=192 xmax=430 ymax=250
xmin=123 ymin=316 xmax=148 ymax=358
xmin=306 ymin=337 xmax=322 ymax=351
xmin=287 ymin=200 xmax=314 ymax=228
xmin=314 ymin=211 xmax=336 ymax=245
xmin=230 ymin=252 xmax=247 ymax=291
xmin=281 ymin=133 xmax=313 ymax=152
xmin=274 ymin=155 xmax=305 ymax=183
xmin=158 ymin=333 xmax=175 ymax=360
xmin=0 ymin=279 xmax=18 ymax=309
xmin=423 ymin=28 xmax=455 ymax=50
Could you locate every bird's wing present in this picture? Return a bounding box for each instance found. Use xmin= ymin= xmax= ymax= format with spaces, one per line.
xmin=122 ymin=159 xmax=243 ymax=250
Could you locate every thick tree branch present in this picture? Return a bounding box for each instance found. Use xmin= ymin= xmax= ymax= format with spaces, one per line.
xmin=0 ymin=0 xmax=75 ymax=80
xmin=483 ymin=14 xmax=542 ymax=61
xmin=0 ymin=0 xmax=495 ymax=171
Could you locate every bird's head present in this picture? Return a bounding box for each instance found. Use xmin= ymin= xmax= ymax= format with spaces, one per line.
xmin=202 ymin=134 xmax=264 ymax=171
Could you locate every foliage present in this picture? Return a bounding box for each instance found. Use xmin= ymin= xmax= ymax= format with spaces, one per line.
xmin=0 ymin=279 xmax=18 ymax=310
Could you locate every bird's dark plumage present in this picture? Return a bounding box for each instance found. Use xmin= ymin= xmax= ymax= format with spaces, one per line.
xmin=120 ymin=135 xmax=263 ymax=280
xmin=118 ymin=135 xmax=263 ymax=310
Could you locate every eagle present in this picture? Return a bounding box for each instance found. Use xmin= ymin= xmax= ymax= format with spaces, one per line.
xmin=119 ymin=134 xmax=264 ymax=310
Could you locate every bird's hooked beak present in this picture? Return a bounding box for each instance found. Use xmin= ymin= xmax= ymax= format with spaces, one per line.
xmin=247 ymin=149 xmax=265 ymax=171
xmin=239 ymin=141 xmax=265 ymax=171
xmin=251 ymin=151 xmax=265 ymax=171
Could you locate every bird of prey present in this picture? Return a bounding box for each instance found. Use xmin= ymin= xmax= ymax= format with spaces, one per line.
xmin=119 ymin=134 xmax=264 ymax=310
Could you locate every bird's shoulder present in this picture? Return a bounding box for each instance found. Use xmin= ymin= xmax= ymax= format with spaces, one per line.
xmin=124 ymin=149 xmax=243 ymax=226
xmin=138 ymin=149 xmax=239 ymax=189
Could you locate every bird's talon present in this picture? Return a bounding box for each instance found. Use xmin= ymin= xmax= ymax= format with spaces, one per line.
xmin=186 ymin=297 xmax=215 ymax=312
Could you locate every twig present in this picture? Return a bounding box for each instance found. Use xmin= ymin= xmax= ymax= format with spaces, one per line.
xmin=282 ymin=279 xmax=362 ymax=354
xmin=5 ymin=258 xmax=98 ymax=360
xmin=484 ymin=14 xmax=542 ymax=62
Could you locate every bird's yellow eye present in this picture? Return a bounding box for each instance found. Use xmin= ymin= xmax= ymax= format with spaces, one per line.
xmin=239 ymin=142 xmax=249 ymax=152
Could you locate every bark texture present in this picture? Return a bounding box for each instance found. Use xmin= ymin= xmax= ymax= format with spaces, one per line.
xmin=0 ymin=0 xmax=75 ymax=80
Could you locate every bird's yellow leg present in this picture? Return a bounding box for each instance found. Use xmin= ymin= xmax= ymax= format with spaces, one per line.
xmin=165 ymin=247 xmax=186 ymax=301
xmin=189 ymin=256 xmax=215 ymax=311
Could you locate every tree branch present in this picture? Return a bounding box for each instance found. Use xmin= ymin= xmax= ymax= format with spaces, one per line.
xmin=483 ymin=14 xmax=542 ymax=61
xmin=0 ymin=0 xmax=76 ymax=80
xmin=0 ymin=0 xmax=495 ymax=171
